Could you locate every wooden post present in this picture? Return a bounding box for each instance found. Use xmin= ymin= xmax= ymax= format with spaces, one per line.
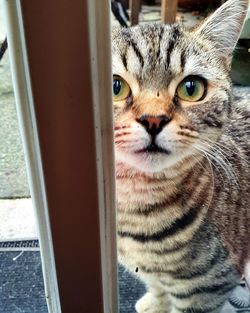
xmin=13 ymin=0 xmax=118 ymax=312
xmin=130 ymin=0 xmax=141 ymax=25
xmin=161 ymin=0 xmax=177 ymax=24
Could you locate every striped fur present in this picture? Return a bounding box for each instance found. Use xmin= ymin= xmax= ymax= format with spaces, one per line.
xmin=112 ymin=0 xmax=250 ymax=312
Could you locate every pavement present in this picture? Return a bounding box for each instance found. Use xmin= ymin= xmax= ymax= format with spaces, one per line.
xmin=0 ymin=199 xmax=36 ymax=241
xmin=0 ymin=52 xmax=30 ymax=199
xmin=0 ymin=1 xmax=34 ymax=241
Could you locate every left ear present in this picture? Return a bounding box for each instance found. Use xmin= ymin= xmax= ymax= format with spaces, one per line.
xmin=195 ymin=0 xmax=248 ymax=57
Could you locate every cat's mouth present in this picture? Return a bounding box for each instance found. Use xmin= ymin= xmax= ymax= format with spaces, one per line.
xmin=135 ymin=143 xmax=170 ymax=155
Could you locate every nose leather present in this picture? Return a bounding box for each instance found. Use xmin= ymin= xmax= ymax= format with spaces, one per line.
xmin=137 ymin=115 xmax=171 ymax=136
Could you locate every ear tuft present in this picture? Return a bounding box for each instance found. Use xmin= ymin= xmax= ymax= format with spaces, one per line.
xmin=195 ymin=0 xmax=248 ymax=57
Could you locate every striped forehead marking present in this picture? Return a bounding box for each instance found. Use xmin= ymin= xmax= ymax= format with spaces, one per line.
xmin=120 ymin=25 xmax=181 ymax=71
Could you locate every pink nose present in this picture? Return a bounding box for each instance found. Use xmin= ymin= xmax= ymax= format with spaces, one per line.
xmin=136 ymin=115 xmax=171 ymax=136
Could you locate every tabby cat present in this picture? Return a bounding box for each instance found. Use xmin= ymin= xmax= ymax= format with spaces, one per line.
xmin=112 ymin=0 xmax=250 ymax=312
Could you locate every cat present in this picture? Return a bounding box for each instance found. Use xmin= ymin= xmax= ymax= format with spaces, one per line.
xmin=112 ymin=0 xmax=250 ymax=312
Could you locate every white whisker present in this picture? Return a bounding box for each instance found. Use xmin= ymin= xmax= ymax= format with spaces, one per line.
xmin=194 ymin=142 xmax=239 ymax=189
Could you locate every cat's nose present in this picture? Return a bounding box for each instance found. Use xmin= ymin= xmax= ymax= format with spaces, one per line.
xmin=136 ymin=115 xmax=171 ymax=136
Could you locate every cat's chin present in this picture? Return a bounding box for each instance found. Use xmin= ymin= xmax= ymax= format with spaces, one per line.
xmin=115 ymin=149 xmax=183 ymax=173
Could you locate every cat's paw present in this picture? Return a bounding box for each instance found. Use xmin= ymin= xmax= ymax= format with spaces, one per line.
xmin=135 ymin=292 xmax=170 ymax=313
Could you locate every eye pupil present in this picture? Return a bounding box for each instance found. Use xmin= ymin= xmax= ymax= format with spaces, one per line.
xmin=113 ymin=80 xmax=121 ymax=95
xmin=185 ymin=81 xmax=195 ymax=96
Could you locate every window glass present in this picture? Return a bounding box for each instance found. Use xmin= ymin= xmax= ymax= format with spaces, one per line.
xmin=0 ymin=7 xmax=48 ymax=312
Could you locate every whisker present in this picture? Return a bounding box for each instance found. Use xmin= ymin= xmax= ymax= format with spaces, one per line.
xmin=200 ymin=141 xmax=240 ymax=185
xmin=203 ymin=138 xmax=233 ymax=159
xmin=194 ymin=144 xmax=232 ymax=184
xmin=204 ymin=153 xmax=215 ymax=209
xmin=194 ymin=142 xmax=239 ymax=188
xmin=190 ymin=148 xmax=217 ymax=209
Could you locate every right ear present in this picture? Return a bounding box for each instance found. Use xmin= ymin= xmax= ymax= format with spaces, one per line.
xmin=194 ymin=0 xmax=248 ymax=58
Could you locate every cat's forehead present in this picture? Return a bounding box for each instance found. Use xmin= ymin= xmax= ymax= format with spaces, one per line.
xmin=112 ymin=24 xmax=184 ymax=71
xmin=112 ymin=24 xmax=219 ymax=89
xmin=112 ymin=24 xmax=182 ymax=52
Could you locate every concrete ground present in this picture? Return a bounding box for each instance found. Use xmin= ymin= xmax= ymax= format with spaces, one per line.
xmin=0 ymin=51 xmax=34 ymax=240
xmin=0 ymin=7 xmax=33 ymax=241
xmin=0 ymin=52 xmax=30 ymax=199
xmin=0 ymin=199 xmax=36 ymax=240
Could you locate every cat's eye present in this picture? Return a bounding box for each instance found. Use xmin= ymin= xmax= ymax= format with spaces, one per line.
xmin=113 ymin=76 xmax=131 ymax=101
xmin=176 ymin=76 xmax=206 ymax=102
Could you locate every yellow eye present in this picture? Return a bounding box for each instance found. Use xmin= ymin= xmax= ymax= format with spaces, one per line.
xmin=113 ymin=76 xmax=131 ymax=101
xmin=176 ymin=76 xmax=206 ymax=102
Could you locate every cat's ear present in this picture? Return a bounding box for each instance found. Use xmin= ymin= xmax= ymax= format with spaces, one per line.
xmin=195 ymin=0 xmax=248 ymax=57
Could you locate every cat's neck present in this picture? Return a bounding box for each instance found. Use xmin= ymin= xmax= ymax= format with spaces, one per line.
xmin=115 ymin=154 xmax=205 ymax=182
xmin=116 ymin=156 xmax=211 ymax=209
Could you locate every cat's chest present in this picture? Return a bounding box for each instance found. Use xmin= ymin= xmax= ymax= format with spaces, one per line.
xmin=116 ymin=199 xmax=197 ymax=276
xmin=116 ymin=199 xmax=186 ymax=277
xmin=117 ymin=234 xmax=187 ymax=277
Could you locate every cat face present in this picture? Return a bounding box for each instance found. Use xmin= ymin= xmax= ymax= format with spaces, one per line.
xmin=112 ymin=0 xmax=247 ymax=173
